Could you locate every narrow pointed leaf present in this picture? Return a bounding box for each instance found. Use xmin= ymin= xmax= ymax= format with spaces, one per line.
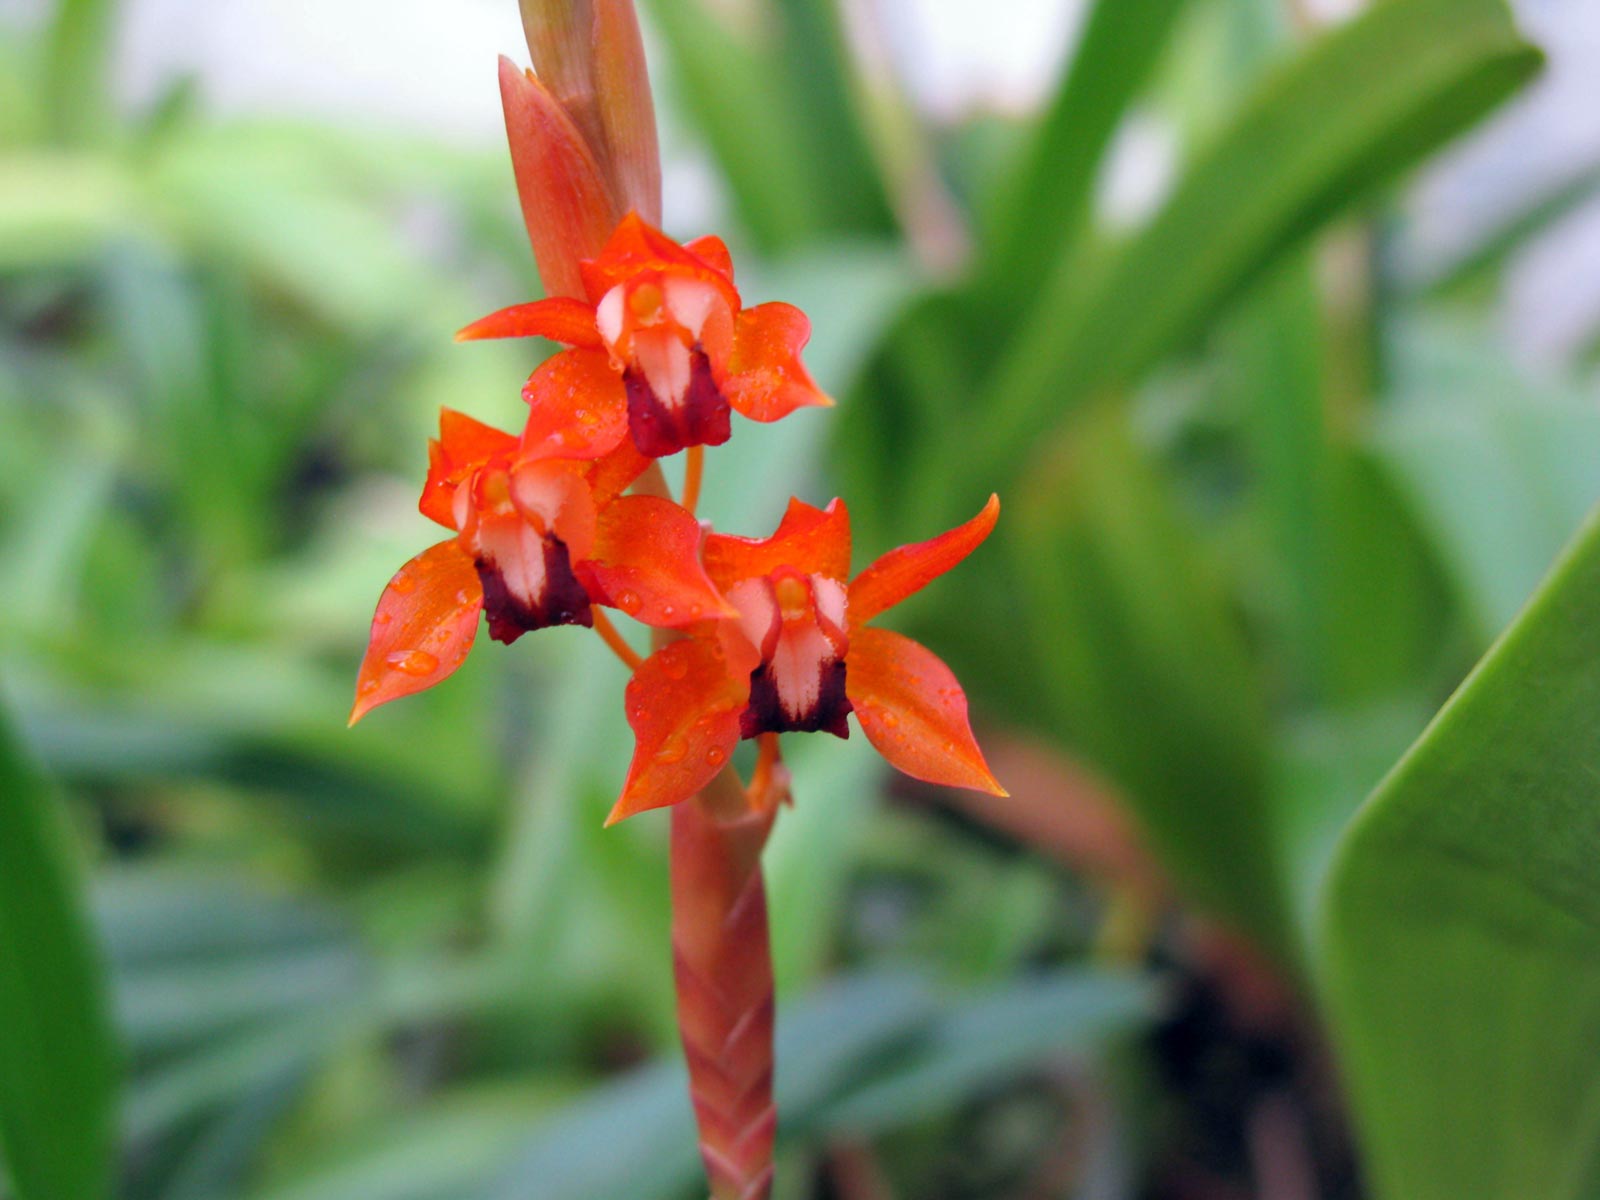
xmin=975 ymin=0 xmax=1540 ymax=471
xmin=0 ymin=704 xmax=118 ymax=1200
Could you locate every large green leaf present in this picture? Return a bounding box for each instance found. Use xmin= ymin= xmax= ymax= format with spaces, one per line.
xmin=0 ymin=703 xmax=118 ymax=1200
xmin=1323 ymin=503 xmax=1600 ymax=1200
xmin=972 ymin=0 xmax=1540 ymax=475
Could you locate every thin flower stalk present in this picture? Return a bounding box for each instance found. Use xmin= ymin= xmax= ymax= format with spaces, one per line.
xmin=672 ymin=771 xmax=779 ymax=1200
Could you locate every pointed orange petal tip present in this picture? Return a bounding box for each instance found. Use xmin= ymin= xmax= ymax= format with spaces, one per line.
xmin=456 ymin=297 xmax=602 ymax=347
xmin=845 ymin=626 xmax=1005 ymax=796
xmin=848 ymin=494 xmax=1000 ymax=626
xmin=349 ymin=541 xmax=483 ymax=725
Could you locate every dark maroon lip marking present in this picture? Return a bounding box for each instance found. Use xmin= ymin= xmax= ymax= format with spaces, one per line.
xmin=739 ymin=657 xmax=852 ymax=740
xmin=625 ymin=345 xmax=732 ymax=458
xmin=477 ymin=535 xmax=594 ymax=644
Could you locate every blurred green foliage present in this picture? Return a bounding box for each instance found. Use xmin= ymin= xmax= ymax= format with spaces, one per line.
xmin=3 ymin=0 xmax=1600 ymax=1196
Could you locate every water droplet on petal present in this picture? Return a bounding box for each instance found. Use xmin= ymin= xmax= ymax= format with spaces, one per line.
xmin=374 ymin=613 xmax=392 ymax=627
xmin=390 ymin=572 xmax=417 ymax=595
xmin=663 ymin=655 xmax=689 ymax=681
xmin=656 ymin=741 xmax=687 ymax=765
xmin=617 ymin=590 xmax=642 ymax=615
xmin=359 ymin=680 xmax=379 ymax=695
xmin=386 ymin=649 xmax=439 ymax=676
xmin=881 ymin=712 xmax=899 ymax=729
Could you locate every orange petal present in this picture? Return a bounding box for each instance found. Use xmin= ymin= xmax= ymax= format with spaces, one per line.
xmin=520 ymin=348 xmax=629 ymax=461
xmin=684 ymin=234 xmax=735 ymax=283
xmin=499 ymin=57 xmax=619 ymax=300
xmin=584 ymin=439 xmax=652 ymax=505
xmin=703 ymin=497 xmax=852 ymax=592
xmin=845 ymin=627 xmax=1004 ymax=796
xmin=456 ymin=297 xmax=603 ymax=348
xmin=420 ymin=409 xmax=519 ymax=529
xmin=349 ymin=541 xmax=483 ymax=725
xmin=607 ymin=638 xmax=749 ymax=824
xmin=579 ymin=213 xmax=741 ymax=312
xmin=584 ymin=494 xmax=735 ymax=627
xmin=723 ymin=302 xmax=833 ymax=422
xmin=848 ymin=495 xmax=1000 ymax=626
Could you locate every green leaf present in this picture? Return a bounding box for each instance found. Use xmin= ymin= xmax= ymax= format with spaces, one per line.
xmin=980 ymin=0 xmax=1191 ymax=296
xmin=1376 ymin=321 xmax=1600 ymax=642
xmin=0 ymin=702 xmax=118 ymax=1200
xmin=44 ymin=0 xmax=115 ymax=144
xmin=1009 ymin=407 xmax=1286 ymax=956
xmin=974 ymin=0 xmax=1540 ymax=473
xmin=639 ymin=0 xmax=824 ymax=251
xmin=815 ymin=970 xmax=1157 ymax=1135
xmin=1322 ymin=503 xmax=1600 ymax=1200
xmin=0 ymin=154 xmax=132 ymax=269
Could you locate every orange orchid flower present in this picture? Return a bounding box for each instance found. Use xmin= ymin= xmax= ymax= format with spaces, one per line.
xmin=608 ymin=494 xmax=1006 ymax=824
xmin=457 ymin=213 xmax=832 ymax=459
xmin=349 ymin=407 xmax=730 ymax=724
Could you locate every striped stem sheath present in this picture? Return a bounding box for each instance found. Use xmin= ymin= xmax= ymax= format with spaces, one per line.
xmin=671 ymin=787 xmax=777 ymax=1200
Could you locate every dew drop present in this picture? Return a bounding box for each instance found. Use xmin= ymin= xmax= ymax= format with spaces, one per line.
xmin=705 ymin=747 xmax=727 ymax=767
xmin=663 ymin=655 xmax=689 ymax=681
xmin=881 ymin=712 xmax=900 ymax=729
xmin=374 ymin=613 xmax=392 ymax=627
xmin=656 ymin=741 xmax=687 ymax=765
xmin=386 ymin=649 xmax=439 ymax=676
xmin=662 ymin=604 xmax=676 ymax=618
xmin=359 ymin=679 xmax=379 ymax=695
xmin=617 ymin=590 xmax=642 ymax=615
xmin=390 ymin=573 xmax=417 ymax=595
xmin=688 ymin=603 xmax=704 ymax=618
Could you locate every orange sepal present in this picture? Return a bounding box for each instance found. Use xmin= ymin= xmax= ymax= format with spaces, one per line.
xmin=607 ymin=639 xmax=749 ymax=824
xmin=520 ymin=348 xmax=629 ymax=460
xmin=684 ymin=234 xmax=734 ymax=282
xmin=349 ymin=541 xmax=483 ymax=725
xmin=456 ymin=296 xmax=603 ymax=348
xmin=579 ymin=213 xmax=740 ymax=311
xmin=849 ymin=494 xmax=1000 ymax=626
xmin=499 ymin=57 xmax=618 ymax=299
xmin=724 ymin=302 xmax=833 ymax=422
xmin=420 ymin=409 xmax=519 ymax=529
xmin=703 ymin=497 xmax=852 ymax=592
xmin=584 ymin=494 xmax=736 ymax=627
xmin=584 ymin=439 xmax=652 ymax=505
xmin=845 ymin=627 xmax=1005 ymax=796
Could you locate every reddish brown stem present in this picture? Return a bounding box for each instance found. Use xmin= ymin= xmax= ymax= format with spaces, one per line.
xmin=671 ymin=779 xmax=777 ymax=1200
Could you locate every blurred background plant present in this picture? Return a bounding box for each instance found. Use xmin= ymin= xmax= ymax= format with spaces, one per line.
xmin=4 ymin=0 xmax=1600 ymax=1197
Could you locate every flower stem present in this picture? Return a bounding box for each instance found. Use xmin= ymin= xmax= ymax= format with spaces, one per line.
xmin=672 ymin=770 xmax=777 ymax=1200
xmin=592 ymin=609 xmax=644 ymax=670
xmin=683 ymin=445 xmax=705 ymax=515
